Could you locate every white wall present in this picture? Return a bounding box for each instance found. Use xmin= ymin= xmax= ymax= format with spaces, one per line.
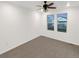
xmin=41 ymin=6 xmax=79 ymax=45
xmin=0 ymin=2 xmax=41 ymax=54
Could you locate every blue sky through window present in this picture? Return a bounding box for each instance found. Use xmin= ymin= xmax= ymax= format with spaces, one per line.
xmin=57 ymin=13 xmax=67 ymax=21
xmin=47 ymin=15 xmax=54 ymax=23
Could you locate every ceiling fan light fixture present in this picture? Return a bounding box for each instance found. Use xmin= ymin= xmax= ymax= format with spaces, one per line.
xmin=41 ymin=9 xmax=43 ymax=12
xmin=43 ymin=9 xmax=48 ymax=12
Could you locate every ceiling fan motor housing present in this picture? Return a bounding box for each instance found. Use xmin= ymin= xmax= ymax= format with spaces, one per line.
xmin=43 ymin=4 xmax=48 ymax=11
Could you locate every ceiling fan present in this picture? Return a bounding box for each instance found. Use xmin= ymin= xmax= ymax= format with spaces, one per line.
xmin=37 ymin=1 xmax=56 ymax=12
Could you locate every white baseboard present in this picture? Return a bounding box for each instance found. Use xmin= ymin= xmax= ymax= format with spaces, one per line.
xmin=41 ymin=35 xmax=79 ymax=46
xmin=0 ymin=35 xmax=40 ymax=55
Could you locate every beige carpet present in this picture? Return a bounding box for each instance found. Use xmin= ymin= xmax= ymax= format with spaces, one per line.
xmin=0 ymin=36 xmax=79 ymax=58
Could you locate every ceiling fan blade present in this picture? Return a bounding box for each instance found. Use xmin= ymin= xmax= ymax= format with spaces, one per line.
xmin=48 ymin=7 xmax=56 ymax=9
xmin=36 ymin=5 xmax=42 ymax=7
xmin=36 ymin=8 xmax=43 ymax=11
xmin=48 ymin=3 xmax=54 ymax=6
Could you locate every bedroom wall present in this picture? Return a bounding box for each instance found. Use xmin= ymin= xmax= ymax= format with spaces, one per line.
xmin=40 ymin=6 xmax=79 ymax=45
xmin=0 ymin=2 xmax=41 ymax=54
xmin=0 ymin=2 xmax=79 ymax=55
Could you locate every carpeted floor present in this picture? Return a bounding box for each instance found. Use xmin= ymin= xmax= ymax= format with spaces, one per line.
xmin=0 ymin=36 xmax=79 ymax=58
